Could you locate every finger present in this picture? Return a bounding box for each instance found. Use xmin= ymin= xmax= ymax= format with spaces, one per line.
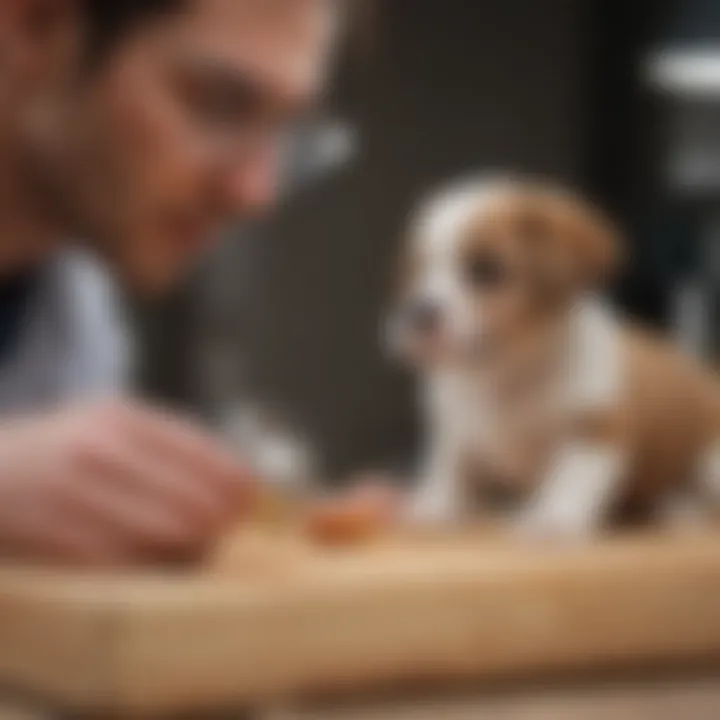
xmin=110 ymin=404 xmax=256 ymax=510
xmin=54 ymin=476 xmax=203 ymax=555
xmin=1 ymin=512 xmax=131 ymax=568
xmin=73 ymin=436 xmax=235 ymax=532
xmin=38 ymin=524 xmax=131 ymax=567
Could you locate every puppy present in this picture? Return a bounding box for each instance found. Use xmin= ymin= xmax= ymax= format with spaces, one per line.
xmin=388 ymin=176 xmax=720 ymax=539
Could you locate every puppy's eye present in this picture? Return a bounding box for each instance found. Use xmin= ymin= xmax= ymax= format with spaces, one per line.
xmin=464 ymin=255 xmax=507 ymax=288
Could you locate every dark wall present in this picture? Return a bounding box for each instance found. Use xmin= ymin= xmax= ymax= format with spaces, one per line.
xmin=231 ymin=0 xmax=592 ymax=475
xmin=584 ymin=0 xmax=678 ymax=329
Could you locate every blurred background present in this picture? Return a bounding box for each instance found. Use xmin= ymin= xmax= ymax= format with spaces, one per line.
xmin=136 ymin=0 xmax=720 ymax=481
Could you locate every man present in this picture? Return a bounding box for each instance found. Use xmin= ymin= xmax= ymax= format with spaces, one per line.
xmin=0 ymin=0 xmax=339 ymax=564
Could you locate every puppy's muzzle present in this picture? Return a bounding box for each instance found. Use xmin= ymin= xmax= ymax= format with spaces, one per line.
xmin=405 ymin=299 xmax=443 ymax=337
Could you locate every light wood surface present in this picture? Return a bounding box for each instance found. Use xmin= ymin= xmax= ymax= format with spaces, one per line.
xmin=280 ymin=676 xmax=720 ymax=720
xmin=0 ymin=529 xmax=720 ymax=716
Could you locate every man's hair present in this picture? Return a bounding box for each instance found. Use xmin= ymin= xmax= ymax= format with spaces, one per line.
xmin=82 ymin=0 xmax=361 ymax=64
xmin=82 ymin=0 xmax=186 ymax=61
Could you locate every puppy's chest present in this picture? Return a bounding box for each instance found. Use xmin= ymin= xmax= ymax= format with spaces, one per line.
xmin=454 ymin=391 xmax=565 ymax=506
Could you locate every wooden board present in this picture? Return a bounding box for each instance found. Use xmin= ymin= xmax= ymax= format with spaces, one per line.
xmin=281 ymin=675 xmax=720 ymax=720
xmin=1 ymin=529 xmax=720 ymax=716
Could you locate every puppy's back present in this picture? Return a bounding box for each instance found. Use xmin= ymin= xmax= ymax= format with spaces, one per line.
xmin=622 ymin=325 xmax=720 ymax=509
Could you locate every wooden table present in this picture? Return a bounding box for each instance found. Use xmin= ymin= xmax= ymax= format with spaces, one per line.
xmin=278 ymin=675 xmax=720 ymax=720
xmin=1 ymin=529 xmax=720 ymax=718
xmin=4 ymin=676 xmax=720 ymax=719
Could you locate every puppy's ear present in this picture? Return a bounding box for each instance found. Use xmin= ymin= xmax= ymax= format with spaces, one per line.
xmin=525 ymin=193 xmax=624 ymax=299
xmin=565 ymin=199 xmax=625 ymax=290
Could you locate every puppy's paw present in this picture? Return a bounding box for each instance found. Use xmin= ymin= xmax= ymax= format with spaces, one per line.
xmin=404 ymin=488 xmax=459 ymax=527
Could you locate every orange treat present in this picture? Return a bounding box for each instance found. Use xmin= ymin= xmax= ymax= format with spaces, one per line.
xmin=304 ymin=492 xmax=396 ymax=546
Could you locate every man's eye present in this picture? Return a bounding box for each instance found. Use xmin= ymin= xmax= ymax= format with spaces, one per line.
xmin=196 ymin=79 xmax=254 ymax=125
xmin=175 ymin=66 xmax=259 ymax=129
xmin=464 ymin=255 xmax=508 ymax=288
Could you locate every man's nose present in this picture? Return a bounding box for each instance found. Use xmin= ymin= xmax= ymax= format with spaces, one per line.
xmin=221 ymin=144 xmax=280 ymax=217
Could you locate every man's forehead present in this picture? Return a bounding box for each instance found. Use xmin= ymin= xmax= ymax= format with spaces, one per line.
xmin=173 ymin=0 xmax=338 ymax=104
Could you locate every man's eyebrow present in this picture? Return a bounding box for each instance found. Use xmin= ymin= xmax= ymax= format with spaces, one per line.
xmin=178 ymin=55 xmax=312 ymax=120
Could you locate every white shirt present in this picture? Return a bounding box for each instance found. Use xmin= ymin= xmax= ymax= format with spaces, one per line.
xmin=0 ymin=250 xmax=132 ymax=413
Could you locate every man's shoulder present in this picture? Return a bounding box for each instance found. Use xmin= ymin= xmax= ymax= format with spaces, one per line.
xmin=45 ymin=249 xmax=133 ymax=397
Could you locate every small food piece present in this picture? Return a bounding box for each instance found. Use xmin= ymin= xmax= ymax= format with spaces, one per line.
xmin=304 ymin=491 xmax=397 ymax=546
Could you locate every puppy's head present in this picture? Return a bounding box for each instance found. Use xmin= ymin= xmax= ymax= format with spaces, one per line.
xmin=387 ymin=176 xmax=623 ymax=369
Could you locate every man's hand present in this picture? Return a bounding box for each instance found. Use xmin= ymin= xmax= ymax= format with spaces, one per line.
xmin=0 ymin=400 xmax=256 ymax=566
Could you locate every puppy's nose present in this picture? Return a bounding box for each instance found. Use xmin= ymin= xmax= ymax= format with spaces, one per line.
xmin=407 ymin=300 xmax=442 ymax=334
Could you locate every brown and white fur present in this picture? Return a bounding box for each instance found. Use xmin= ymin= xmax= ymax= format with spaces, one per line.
xmin=388 ymin=176 xmax=720 ymax=539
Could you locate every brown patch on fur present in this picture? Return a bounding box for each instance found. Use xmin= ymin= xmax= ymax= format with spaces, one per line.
xmin=571 ymin=408 xmax=628 ymax=447
xmin=524 ymin=189 xmax=624 ymax=291
xmin=620 ymin=326 xmax=720 ymax=513
xmin=461 ymin=186 xmax=624 ymax=301
xmin=564 ymin=327 xmax=720 ymax=522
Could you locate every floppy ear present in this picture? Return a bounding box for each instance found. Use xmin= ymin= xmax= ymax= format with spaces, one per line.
xmin=523 ymin=193 xmax=624 ymax=300
xmin=565 ymin=199 xmax=625 ymax=290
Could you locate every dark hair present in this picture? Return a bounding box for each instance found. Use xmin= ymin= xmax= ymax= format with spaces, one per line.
xmin=82 ymin=0 xmax=187 ymax=61
xmin=82 ymin=0 xmax=362 ymax=65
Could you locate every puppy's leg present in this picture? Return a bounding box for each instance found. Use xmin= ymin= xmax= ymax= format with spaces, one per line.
xmin=514 ymin=441 xmax=626 ymax=540
xmin=657 ymin=490 xmax=714 ymax=531
xmin=515 ymin=409 xmax=628 ymax=541
xmin=404 ymin=435 xmax=465 ymax=525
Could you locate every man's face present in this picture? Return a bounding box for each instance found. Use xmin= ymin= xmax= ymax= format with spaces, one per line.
xmin=3 ymin=0 xmax=337 ymax=292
